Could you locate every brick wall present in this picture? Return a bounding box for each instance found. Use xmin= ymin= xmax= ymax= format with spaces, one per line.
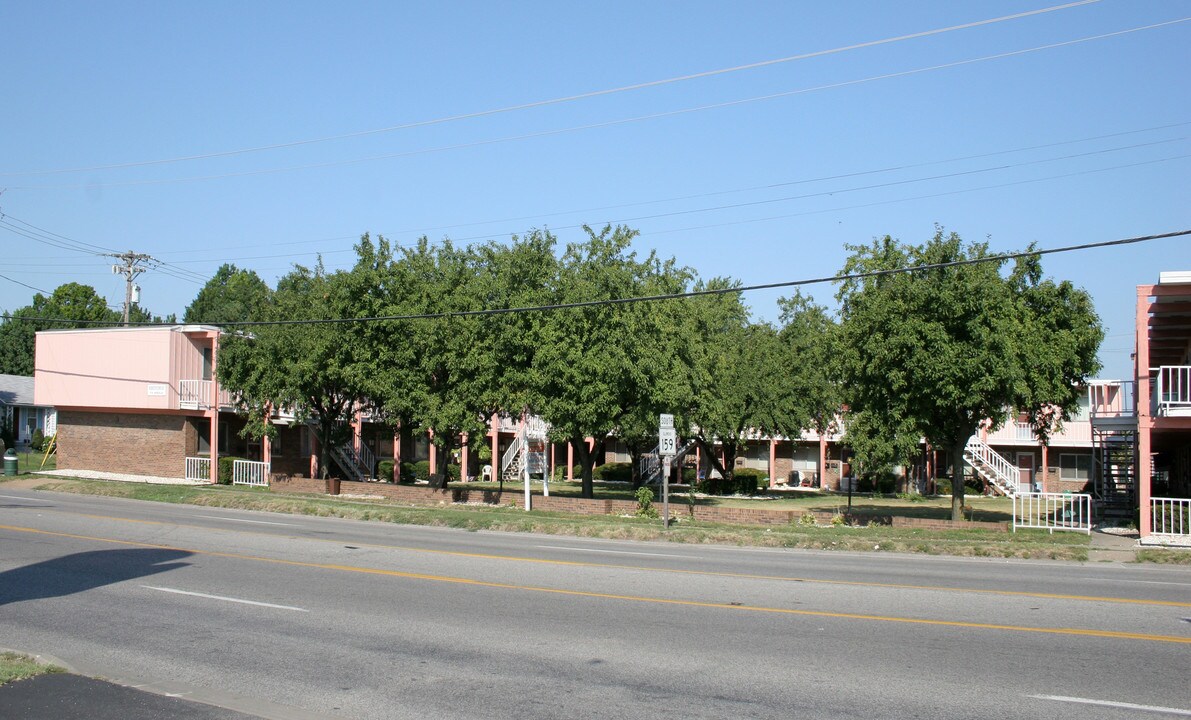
xmin=58 ymin=410 xmax=189 ymax=478
xmin=265 ymin=476 xmax=1007 ymax=530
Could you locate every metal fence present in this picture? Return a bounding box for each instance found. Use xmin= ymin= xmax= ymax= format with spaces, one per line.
xmin=232 ymin=459 xmax=270 ymax=486
xmin=1151 ymin=497 xmax=1190 ymax=537
xmin=1012 ymin=492 xmax=1092 ymax=534
xmin=184 ymin=456 xmax=211 ymax=482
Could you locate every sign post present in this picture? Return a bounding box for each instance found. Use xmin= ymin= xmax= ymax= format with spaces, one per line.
xmin=659 ymin=414 xmax=675 ymax=529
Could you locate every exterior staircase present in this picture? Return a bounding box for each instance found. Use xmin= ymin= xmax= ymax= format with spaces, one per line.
xmin=963 ymin=436 xmax=1020 ymax=497
xmin=639 ymin=438 xmax=697 ymax=487
xmin=501 ymin=417 xmax=549 ymax=482
xmin=331 ymin=441 xmax=376 ymax=482
xmin=1094 ymin=429 xmax=1137 ymax=521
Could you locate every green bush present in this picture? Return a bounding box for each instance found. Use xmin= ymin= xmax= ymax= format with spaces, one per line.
xmin=398 ymin=462 xmax=416 ymax=483
xmin=935 ymin=479 xmax=952 ymax=495
xmin=217 ymin=456 xmax=243 ymax=485
xmin=377 ymin=460 xmax=395 ymax=482
xmin=592 ymin=462 xmax=633 ymax=482
xmin=551 ymin=464 xmax=584 ymax=481
xmin=697 ymin=468 xmax=767 ymax=496
xmin=29 ymin=429 xmax=45 ymax=452
xmin=681 ymin=467 xmax=696 ymax=483
xmin=411 ymin=460 xmax=431 ymax=482
xmin=635 ymin=486 xmax=659 ymax=518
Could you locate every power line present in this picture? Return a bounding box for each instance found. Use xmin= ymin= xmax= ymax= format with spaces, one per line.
xmin=0 ymin=273 xmax=53 ymax=296
xmin=6 ymin=229 xmax=1185 ymax=327
xmin=0 ymin=1 xmax=1100 ymax=177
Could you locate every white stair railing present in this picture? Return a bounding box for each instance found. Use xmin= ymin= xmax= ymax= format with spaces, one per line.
xmin=964 ymin=436 xmax=1021 ymax=496
xmin=501 ymin=431 xmax=526 ymax=481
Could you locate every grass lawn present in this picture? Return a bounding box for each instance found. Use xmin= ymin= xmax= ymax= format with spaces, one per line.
xmin=16 ymin=476 xmax=1092 ymax=561
xmin=4 ymin=449 xmax=57 ymax=474
xmin=0 ymin=652 xmax=64 ymax=685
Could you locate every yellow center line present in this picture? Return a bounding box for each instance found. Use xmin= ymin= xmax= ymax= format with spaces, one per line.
xmin=3 ymin=522 xmax=1189 ymax=645
xmin=54 ymin=509 xmax=1191 ymax=609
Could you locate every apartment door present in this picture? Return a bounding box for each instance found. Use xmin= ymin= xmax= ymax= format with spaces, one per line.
xmin=1016 ymin=453 xmax=1035 ymax=493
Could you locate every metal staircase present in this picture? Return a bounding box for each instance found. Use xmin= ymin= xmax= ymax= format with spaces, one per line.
xmin=639 ymin=438 xmax=697 ymax=487
xmin=1093 ymin=426 xmax=1137 ymax=520
xmin=963 ymin=436 xmax=1020 ymax=496
xmin=501 ymin=417 xmax=549 ymax=482
xmin=331 ymin=441 xmax=376 ymax=482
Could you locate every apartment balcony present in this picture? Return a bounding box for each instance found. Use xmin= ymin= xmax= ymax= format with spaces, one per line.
xmin=178 ymin=379 xmax=235 ymax=411
xmin=1090 ymin=380 xmax=1138 ymax=430
xmin=1155 ymin=366 xmax=1191 ymax=418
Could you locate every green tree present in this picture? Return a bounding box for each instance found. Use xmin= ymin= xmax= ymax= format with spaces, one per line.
xmin=183 ymin=263 xmax=272 ymax=324
xmin=835 ymin=229 xmax=1102 ymax=520
xmin=531 ymin=225 xmax=690 ymax=498
xmin=217 ymin=262 xmax=365 ymax=479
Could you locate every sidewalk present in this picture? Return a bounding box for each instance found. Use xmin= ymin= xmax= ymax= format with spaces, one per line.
xmin=1087 ymin=527 xmax=1139 ymax=562
xmin=0 ymin=673 xmax=258 ymax=720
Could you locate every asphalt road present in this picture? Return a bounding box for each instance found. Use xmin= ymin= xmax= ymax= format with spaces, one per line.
xmin=1 ymin=487 xmax=1188 ymax=719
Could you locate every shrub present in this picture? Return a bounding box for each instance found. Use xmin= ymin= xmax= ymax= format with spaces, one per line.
xmin=799 ymin=511 xmax=818 ymax=526
xmin=29 ymin=429 xmax=45 ymax=452
xmin=733 ymin=468 xmax=768 ymax=495
xmin=377 ymin=460 xmax=395 ymax=482
xmin=217 ymin=456 xmax=243 ymax=485
xmin=635 ymin=486 xmax=659 ymax=518
xmin=935 ymin=479 xmax=952 ymax=495
xmin=411 ymin=461 xmax=431 ymax=482
xmin=397 ymin=462 xmax=416 ymax=483
xmin=681 ymin=467 xmax=696 ymax=483
xmin=592 ymin=462 xmax=633 ymax=483
xmin=552 ymin=465 xmax=584 ymax=481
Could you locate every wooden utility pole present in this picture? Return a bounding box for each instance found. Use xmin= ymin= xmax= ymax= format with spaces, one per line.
xmin=107 ymin=251 xmax=153 ymax=325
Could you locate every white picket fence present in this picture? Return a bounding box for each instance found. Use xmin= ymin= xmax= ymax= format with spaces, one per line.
xmin=233 ymin=459 xmax=270 ymax=486
xmin=1012 ymin=492 xmax=1092 ymax=534
xmin=184 ymin=456 xmax=211 ymax=482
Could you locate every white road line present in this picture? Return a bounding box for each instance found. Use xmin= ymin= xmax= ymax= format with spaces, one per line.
xmin=1077 ymin=577 xmax=1191 ymax=587
xmin=142 ymin=586 xmax=308 ymax=612
xmin=194 ymin=515 xmax=295 ymax=526
xmin=0 ymin=494 xmax=45 ymax=501
xmin=1029 ymin=694 xmax=1191 ymax=716
xmin=536 ymin=545 xmax=696 ymax=559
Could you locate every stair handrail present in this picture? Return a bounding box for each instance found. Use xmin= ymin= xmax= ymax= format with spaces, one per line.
xmin=501 ymin=429 xmax=526 ymax=475
xmin=965 ymin=436 xmax=1020 ymax=491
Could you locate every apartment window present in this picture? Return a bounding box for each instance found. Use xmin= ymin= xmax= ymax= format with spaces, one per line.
xmin=202 ymin=348 xmax=213 ymax=381
xmin=1060 ymin=454 xmax=1091 ymax=481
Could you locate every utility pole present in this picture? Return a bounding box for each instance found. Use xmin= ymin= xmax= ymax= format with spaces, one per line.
xmin=107 ymin=251 xmax=153 ymax=325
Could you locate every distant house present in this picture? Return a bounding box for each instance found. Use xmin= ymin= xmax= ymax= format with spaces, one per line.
xmin=0 ymin=374 xmax=56 ymax=449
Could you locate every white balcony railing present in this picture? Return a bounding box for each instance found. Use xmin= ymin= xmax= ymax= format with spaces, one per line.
xmin=1156 ymin=367 xmax=1191 ymax=417
xmin=178 ymin=379 xmax=234 ymax=410
xmin=1090 ymin=380 xmax=1136 ymax=419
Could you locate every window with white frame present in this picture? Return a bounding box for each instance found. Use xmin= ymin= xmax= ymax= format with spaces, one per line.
xmin=1059 ymin=453 xmax=1091 ymax=481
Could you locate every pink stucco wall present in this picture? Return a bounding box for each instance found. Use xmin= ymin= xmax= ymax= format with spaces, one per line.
xmin=34 ymin=327 xmax=213 ymax=410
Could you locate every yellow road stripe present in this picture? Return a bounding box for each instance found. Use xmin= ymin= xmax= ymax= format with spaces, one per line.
xmin=3 ymin=522 xmax=1189 ymax=645
xmin=56 ymin=510 xmax=1191 ymax=609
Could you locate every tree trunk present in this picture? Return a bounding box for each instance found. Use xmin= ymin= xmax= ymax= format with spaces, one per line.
xmin=628 ymin=442 xmax=643 ymax=490
xmin=572 ymin=437 xmax=595 ymax=498
xmin=951 ymin=442 xmax=966 ymax=522
xmin=434 ymin=429 xmax=456 ymax=489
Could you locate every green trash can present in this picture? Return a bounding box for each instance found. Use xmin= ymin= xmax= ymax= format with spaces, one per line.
xmin=3 ymin=449 xmax=17 ymax=476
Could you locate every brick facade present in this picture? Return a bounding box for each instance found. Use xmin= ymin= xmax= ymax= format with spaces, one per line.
xmin=58 ymin=410 xmax=192 ymax=478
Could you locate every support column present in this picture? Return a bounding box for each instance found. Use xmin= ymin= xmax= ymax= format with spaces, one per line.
xmin=352 ymin=411 xmax=362 ymax=454
xmin=567 ymin=443 xmax=574 ymax=481
xmin=460 ymin=432 xmax=469 ymax=483
xmin=393 ymin=425 xmax=401 ymax=482
xmin=428 ymin=429 xmax=437 ymax=475
xmin=1040 ymin=444 xmax=1048 ymax=494
xmin=490 ymin=415 xmax=499 ymax=483
xmin=768 ymin=438 xmax=777 ymax=488
xmin=1137 ymin=284 xmax=1153 ymax=538
xmin=818 ymin=435 xmax=827 ymax=488
xmin=208 ymin=332 xmax=219 ymax=485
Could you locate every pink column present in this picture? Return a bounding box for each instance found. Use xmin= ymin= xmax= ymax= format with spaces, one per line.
xmin=567 ymin=443 xmax=574 ymax=481
xmin=352 ymin=411 xmax=362 ymax=453
xmin=1040 ymin=444 xmax=1048 ymax=494
xmin=1137 ymin=284 xmax=1153 ymax=537
xmin=208 ymin=332 xmax=220 ymax=485
xmin=460 ymin=432 xmax=469 ymax=483
xmin=818 ymin=435 xmax=827 ymax=488
xmin=768 ymin=438 xmax=777 ymax=488
xmin=393 ymin=425 xmax=401 ymax=482
xmin=428 ymin=429 xmax=437 ymax=475
xmin=490 ymin=415 xmax=499 ymax=482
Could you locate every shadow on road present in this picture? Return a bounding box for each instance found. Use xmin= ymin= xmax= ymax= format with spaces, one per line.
xmin=0 ymin=549 xmax=192 ymax=606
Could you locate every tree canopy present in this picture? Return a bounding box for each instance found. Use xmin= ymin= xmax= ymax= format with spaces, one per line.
xmin=183 ymin=263 xmax=272 ymax=324
xmin=835 ymin=228 xmax=1102 ymax=519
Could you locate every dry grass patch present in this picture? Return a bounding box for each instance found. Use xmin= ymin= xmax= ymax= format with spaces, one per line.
xmin=0 ymin=652 xmax=65 ymax=685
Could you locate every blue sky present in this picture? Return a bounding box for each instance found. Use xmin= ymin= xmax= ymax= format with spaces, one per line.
xmin=1 ymin=0 xmax=1188 ymax=380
